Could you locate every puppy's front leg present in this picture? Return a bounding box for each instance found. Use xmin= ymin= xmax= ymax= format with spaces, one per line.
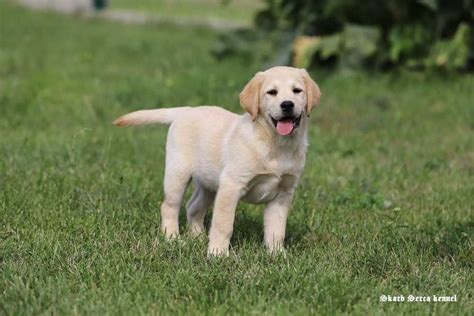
xmin=208 ymin=177 xmax=245 ymax=256
xmin=263 ymin=191 xmax=294 ymax=253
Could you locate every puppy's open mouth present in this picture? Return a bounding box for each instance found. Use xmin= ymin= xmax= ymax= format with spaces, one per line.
xmin=270 ymin=115 xmax=302 ymax=136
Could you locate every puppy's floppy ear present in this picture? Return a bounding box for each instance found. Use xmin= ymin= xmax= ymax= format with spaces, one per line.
xmin=240 ymin=72 xmax=264 ymax=121
xmin=300 ymin=69 xmax=321 ymax=116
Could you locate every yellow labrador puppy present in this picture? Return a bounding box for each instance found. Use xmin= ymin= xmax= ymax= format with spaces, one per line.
xmin=114 ymin=66 xmax=320 ymax=256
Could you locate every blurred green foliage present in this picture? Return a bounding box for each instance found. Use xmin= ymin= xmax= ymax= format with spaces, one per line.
xmin=93 ymin=0 xmax=107 ymax=10
xmin=213 ymin=0 xmax=474 ymax=71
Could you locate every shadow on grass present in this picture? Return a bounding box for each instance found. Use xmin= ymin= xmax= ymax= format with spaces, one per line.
xmin=229 ymin=208 xmax=309 ymax=249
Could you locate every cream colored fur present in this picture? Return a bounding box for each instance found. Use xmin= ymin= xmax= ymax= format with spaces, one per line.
xmin=114 ymin=66 xmax=321 ymax=256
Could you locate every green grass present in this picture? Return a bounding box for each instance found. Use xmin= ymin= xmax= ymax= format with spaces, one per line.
xmin=1 ymin=3 xmax=473 ymax=315
xmin=110 ymin=0 xmax=263 ymax=26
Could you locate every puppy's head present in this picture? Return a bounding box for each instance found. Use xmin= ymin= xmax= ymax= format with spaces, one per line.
xmin=240 ymin=66 xmax=320 ymax=136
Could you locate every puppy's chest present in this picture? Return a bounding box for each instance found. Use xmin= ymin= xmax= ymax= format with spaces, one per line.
xmin=242 ymin=174 xmax=296 ymax=204
xmin=261 ymin=146 xmax=306 ymax=177
xmin=242 ymin=158 xmax=302 ymax=204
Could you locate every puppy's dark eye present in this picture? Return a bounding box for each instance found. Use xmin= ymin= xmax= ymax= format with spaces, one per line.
xmin=293 ymin=88 xmax=302 ymax=94
xmin=267 ymin=89 xmax=278 ymax=96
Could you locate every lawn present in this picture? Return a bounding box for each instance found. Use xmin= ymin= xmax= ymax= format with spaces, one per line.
xmin=1 ymin=3 xmax=473 ymax=315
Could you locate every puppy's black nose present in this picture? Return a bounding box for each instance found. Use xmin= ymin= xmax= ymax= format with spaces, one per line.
xmin=280 ymin=101 xmax=294 ymax=112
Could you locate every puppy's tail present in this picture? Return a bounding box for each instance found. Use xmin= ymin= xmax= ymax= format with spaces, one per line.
xmin=113 ymin=107 xmax=191 ymax=127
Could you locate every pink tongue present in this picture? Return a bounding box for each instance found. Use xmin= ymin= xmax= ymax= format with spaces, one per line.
xmin=276 ymin=118 xmax=294 ymax=136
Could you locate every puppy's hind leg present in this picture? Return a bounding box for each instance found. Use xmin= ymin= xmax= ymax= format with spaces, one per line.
xmin=160 ymin=164 xmax=191 ymax=239
xmin=186 ymin=182 xmax=214 ymax=237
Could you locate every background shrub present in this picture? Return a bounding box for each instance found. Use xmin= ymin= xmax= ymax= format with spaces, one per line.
xmin=213 ymin=0 xmax=474 ymax=71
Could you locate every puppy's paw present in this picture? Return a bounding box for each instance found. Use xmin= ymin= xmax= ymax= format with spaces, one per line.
xmin=161 ymin=226 xmax=180 ymax=240
xmin=266 ymin=244 xmax=287 ymax=258
xmin=207 ymin=246 xmax=230 ymax=258
xmin=188 ymin=224 xmax=206 ymax=238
